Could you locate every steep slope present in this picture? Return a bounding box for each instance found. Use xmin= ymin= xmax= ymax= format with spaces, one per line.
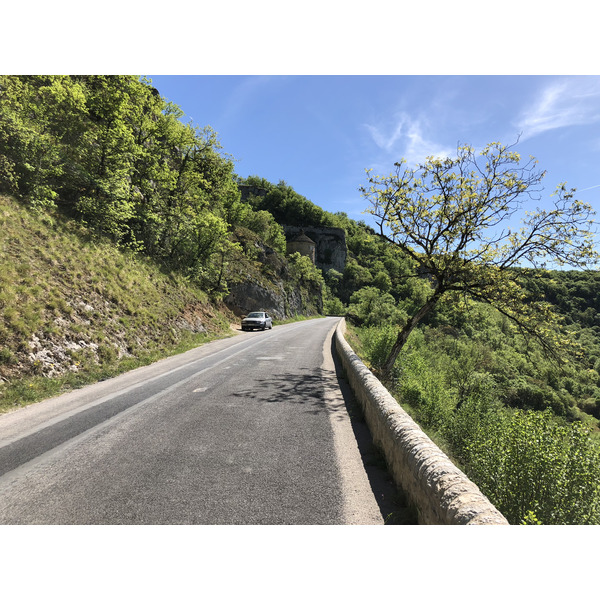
xmin=0 ymin=195 xmax=236 ymax=411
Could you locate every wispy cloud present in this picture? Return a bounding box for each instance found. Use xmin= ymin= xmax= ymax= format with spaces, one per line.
xmin=578 ymin=183 xmax=600 ymax=193
xmin=364 ymin=111 xmax=454 ymax=167
xmin=221 ymin=75 xmax=279 ymax=125
xmin=516 ymin=77 xmax=600 ymax=140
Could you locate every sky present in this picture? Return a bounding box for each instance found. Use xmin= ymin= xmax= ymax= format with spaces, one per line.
xmin=146 ymin=75 xmax=600 ymax=230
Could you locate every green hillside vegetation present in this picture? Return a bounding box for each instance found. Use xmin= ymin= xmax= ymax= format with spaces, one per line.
xmin=0 ymin=192 xmax=237 ymax=410
xmin=343 ymin=200 xmax=600 ymax=523
xmin=0 ymin=75 xmax=325 ymax=411
xmin=2 ymin=75 xmax=600 ymax=523
xmin=0 ymin=75 xmax=268 ymax=295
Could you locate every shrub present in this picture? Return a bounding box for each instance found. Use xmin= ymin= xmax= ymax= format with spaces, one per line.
xmin=504 ymin=382 xmax=570 ymax=416
xmin=358 ymin=324 xmax=398 ymax=372
xmin=323 ymin=297 xmax=346 ymax=316
xmin=347 ymin=286 xmax=406 ymax=328
xmin=395 ymin=343 xmax=456 ymax=429
xmin=0 ymin=348 xmax=15 ymax=365
xmin=443 ymin=373 xmax=500 ymax=461
xmin=464 ymin=409 xmax=600 ymax=524
xmin=97 ymin=344 xmax=117 ymax=363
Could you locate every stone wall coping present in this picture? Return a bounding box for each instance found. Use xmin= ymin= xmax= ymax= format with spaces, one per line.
xmin=334 ymin=318 xmax=509 ymax=525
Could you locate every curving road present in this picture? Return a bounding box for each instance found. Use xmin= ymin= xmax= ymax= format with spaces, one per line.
xmin=0 ymin=317 xmax=393 ymax=524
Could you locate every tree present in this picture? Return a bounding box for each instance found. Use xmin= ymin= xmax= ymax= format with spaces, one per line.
xmin=347 ymin=286 xmax=406 ymax=327
xmin=0 ymin=76 xmax=242 ymax=294
xmin=360 ymin=141 xmax=600 ymax=378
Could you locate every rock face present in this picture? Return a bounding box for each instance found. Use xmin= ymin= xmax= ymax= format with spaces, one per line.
xmin=225 ymin=278 xmax=306 ymax=320
xmin=224 ymin=229 xmax=325 ymax=320
xmin=283 ymin=225 xmax=347 ymax=273
xmin=223 ymin=223 xmax=343 ymax=320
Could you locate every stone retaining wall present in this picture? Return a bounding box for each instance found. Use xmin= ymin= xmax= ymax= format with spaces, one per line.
xmin=334 ymin=319 xmax=509 ymax=525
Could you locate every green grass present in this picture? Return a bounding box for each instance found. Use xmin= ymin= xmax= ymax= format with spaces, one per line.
xmin=272 ymin=314 xmax=325 ymax=326
xmin=0 ymin=195 xmax=238 ymax=413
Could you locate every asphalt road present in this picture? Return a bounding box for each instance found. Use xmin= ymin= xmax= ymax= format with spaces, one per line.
xmin=0 ymin=317 xmax=395 ymax=524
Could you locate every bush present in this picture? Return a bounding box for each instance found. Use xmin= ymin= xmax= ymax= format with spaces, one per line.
xmin=0 ymin=348 xmax=16 ymax=365
xmin=358 ymin=323 xmax=399 ymax=372
xmin=323 ymin=297 xmax=346 ymax=316
xmin=97 ymin=344 xmax=117 ymax=364
xmin=504 ymin=382 xmax=570 ymax=416
xmin=464 ymin=409 xmax=600 ymax=524
xmin=443 ymin=373 xmax=500 ymax=461
xmin=394 ymin=342 xmax=456 ymax=429
xmin=347 ymin=286 xmax=406 ymax=328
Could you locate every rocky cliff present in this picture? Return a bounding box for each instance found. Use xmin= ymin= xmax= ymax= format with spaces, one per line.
xmin=223 ymin=233 xmax=323 ymax=320
xmin=283 ymin=225 xmax=347 ymax=273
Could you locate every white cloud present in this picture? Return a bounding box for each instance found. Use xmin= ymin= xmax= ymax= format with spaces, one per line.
xmin=364 ymin=111 xmax=454 ymax=166
xmin=516 ymin=77 xmax=600 ymax=140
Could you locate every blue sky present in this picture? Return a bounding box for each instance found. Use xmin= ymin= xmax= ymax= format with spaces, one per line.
xmin=146 ymin=75 xmax=600 ymax=229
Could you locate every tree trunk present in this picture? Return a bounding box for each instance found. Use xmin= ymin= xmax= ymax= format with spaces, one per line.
xmin=381 ymin=289 xmax=444 ymax=380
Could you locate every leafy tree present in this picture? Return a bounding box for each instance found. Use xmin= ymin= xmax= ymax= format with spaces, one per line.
xmin=347 ymin=286 xmax=406 ymax=327
xmin=372 ymin=270 xmax=392 ymax=292
xmin=239 ymin=176 xmax=335 ymax=228
xmin=287 ymin=252 xmax=325 ymax=287
xmin=0 ymin=75 xmax=244 ymax=294
xmin=361 ymin=141 xmax=600 ymax=378
xmin=323 ymin=296 xmax=346 ymax=316
xmin=0 ymin=75 xmax=88 ymax=209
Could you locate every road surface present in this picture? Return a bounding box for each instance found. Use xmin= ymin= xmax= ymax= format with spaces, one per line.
xmin=0 ymin=317 xmax=397 ymax=524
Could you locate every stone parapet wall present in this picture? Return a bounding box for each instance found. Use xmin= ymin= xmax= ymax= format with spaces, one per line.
xmin=334 ymin=319 xmax=509 ymax=525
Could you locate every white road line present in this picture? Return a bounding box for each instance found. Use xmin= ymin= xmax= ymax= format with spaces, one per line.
xmin=0 ymin=323 xmax=317 ymax=448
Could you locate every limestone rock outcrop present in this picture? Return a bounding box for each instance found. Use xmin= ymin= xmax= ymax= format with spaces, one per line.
xmin=283 ymin=225 xmax=346 ymax=273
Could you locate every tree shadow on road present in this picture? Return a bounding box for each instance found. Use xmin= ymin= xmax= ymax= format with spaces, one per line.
xmin=230 ymin=366 xmax=349 ymax=419
xmin=229 ymin=340 xmax=418 ymax=525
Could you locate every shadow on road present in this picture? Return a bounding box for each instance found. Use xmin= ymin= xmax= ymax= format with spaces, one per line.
xmin=231 ymin=366 xmax=348 ymax=418
xmin=229 ymin=338 xmax=418 ymax=525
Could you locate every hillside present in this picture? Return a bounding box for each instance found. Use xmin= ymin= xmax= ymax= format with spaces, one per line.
xmin=0 ymin=194 xmax=241 ymax=411
xmin=0 ymin=76 xmax=333 ymax=412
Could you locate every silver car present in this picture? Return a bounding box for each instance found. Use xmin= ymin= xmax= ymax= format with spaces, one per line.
xmin=241 ymin=311 xmax=273 ymax=331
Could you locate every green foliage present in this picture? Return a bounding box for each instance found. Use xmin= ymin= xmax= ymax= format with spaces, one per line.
xmin=287 ymin=252 xmax=325 ymax=287
xmin=283 ymin=252 xmax=325 ymax=314
xmin=347 ymin=286 xmax=407 ymax=328
xmin=361 ymin=140 xmax=600 ymax=376
xmin=0 ymin=347 xmax=16 ymax=365
xmin=236 ymin=208 xmax=287 ymax=254
xmin=464 ymin=409 xmax=600 ymax=524
xmin=0 ymin=75 xmax=259 ymax=295
xmin=323 ymin=297 xmax=346 ymax=316
xmin=391 ymin=331 xmax=457 ymax=430
xmin=353 ymin=296 xmax=600 ymax=524
xmin=357 ymin=323 xmax=400 ymax=372
xmin=239 ymin=176 xmax=336 ymax=228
